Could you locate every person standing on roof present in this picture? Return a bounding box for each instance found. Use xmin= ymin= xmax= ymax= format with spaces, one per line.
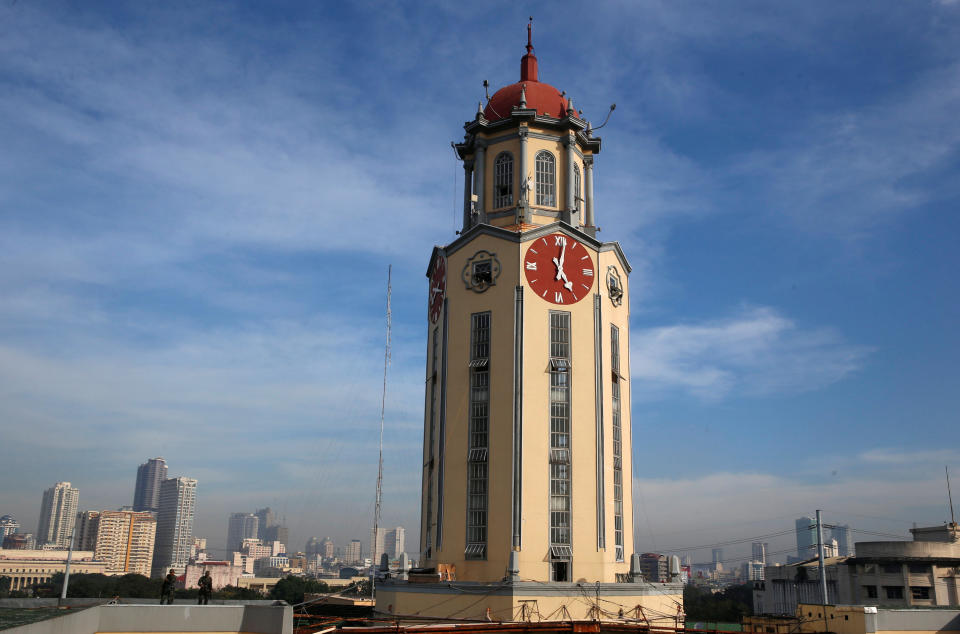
xmin=197 ymin=570 xmax=213 ymax=605
xmin=160 ymin=569 xmax=177 ymax=605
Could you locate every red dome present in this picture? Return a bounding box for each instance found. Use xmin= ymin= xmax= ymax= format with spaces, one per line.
xmin=483 ymin=80 xmax=569 ymax=122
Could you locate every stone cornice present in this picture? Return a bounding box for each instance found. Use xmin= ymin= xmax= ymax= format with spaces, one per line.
xmin=436 ymin=221 xmax=632 ymax=274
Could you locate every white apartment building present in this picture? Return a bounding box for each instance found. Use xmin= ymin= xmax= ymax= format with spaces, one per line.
xmin=151 ymin=477 xmax=197 ymax=576
xmin=36 ymin=482 xmax=79 ymax=549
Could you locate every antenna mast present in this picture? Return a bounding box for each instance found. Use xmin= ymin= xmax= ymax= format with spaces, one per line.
xmin=948 ymin=466 xmax=956 ymax=526
xmin=372 ymin=265 xmax=392 ymax=602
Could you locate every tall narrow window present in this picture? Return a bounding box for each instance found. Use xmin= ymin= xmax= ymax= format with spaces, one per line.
xmin=549 ymin=312 xmax=572 ymax=581
xmin=466 ymin=312 xmax=490 ymax=559
xmin=611 ymin=325 xmax=624 ymax=562
xmin=573 ymin=164 xmax=582 ymax=211
xmin=425 ymin=327 xmax=439 ymax=556
xmin=536 ymin=151 xmax=556 ymax=207
xmin=494 ymin=152 xmax=514 ymax=208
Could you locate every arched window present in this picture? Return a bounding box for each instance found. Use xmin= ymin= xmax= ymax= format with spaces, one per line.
xmin=535 ymin=150 xmax=556 ymax=207
xmin=493 ymin=152 xmax=513 ymax=208
xmin=573 ymin=164 xmax=581 ymax=210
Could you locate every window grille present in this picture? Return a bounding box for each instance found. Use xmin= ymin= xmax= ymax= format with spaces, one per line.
xmin=550 ymin=313 xmax=570 ymax=359
xmin=494 ymin=152 xmax=514 ymax=208
xmin=535 ymin=151 xmax=556 ymax=206
xmin=549 ymin=312 xmax=572 ymax=556
xmin=472 ymin=260 xmax=493 ymax=287
xmin=468 ymin=448 xmax=488 ymax=462
xmin=611 ymin=324 xmax=624 ymax=561
xmin=471 ymin=312 xmax=490 ymax=361
xmin=550 ymin=545 xmax=572 ymax=559
xmin=549 ymin=448 xmax=570 ymax=464
xmin=467 ymin=312 xmax=490 ymax=559
xmin=465 ymin=543 xmax=486 ymax=557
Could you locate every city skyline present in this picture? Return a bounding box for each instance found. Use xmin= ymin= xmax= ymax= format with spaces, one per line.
xmin=0 ymin=2 xmax=958 ymax=557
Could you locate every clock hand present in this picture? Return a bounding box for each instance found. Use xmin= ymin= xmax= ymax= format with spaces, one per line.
xmin=550 ymin=262 xmax=575 ymax=291
xmin=553 ymin=247 xmax=569 ymax=281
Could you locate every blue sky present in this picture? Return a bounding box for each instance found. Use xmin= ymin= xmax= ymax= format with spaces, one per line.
xmin=1 ymin=1 xmax=958 ymax=566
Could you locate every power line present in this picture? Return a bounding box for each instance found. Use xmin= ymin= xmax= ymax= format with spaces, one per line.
xmin=659 ymin=529 xmax=795 ymax=553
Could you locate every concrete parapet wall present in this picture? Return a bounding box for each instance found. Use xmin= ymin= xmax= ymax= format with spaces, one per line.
xmin=1 ymin=603 xmax=291 ymax=634
xmin=376 ymin=580 xmax=683 ymax=623
xmin=876 ymin=609 xmax=960 ymax=632
xmin=855 ymin=541 xmax=960 ymax=558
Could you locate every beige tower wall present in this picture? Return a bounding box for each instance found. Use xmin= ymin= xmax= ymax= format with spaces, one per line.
xmin=421 ymin=225 xmax=632 ymax=585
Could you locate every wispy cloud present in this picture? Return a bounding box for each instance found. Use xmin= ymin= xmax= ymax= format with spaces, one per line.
xmin=728 ymin=62 xmax=960 ymax=239
xmin=631 ymin=307 xmax=872 ymax=400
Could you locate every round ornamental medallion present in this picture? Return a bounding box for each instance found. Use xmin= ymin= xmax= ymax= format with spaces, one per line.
xmin=428 ymin=255 xmax=446 ymax=323
xmin=523 ymin=233 xmax=595 ymax=305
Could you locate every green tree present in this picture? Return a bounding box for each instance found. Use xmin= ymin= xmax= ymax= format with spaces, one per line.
xmin=684 ymin=582 xmax=754 ymax=622
xmin=0 ymin=576 xmax=11 ymax=598
xmin=269 ymin=576 xmax=332 ymax=605
xmin=46 ymin=573 xmax=164 ymax=599
xmin=215 ymin=585 xmax=263 ymax=600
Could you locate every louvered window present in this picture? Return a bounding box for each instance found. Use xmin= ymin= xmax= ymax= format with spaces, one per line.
xmin=549 ymin=311 xmax=572 ymax=572
xmin=494 ymin=152 xmax=514 ymax=208
xmin=573 ymin=163 xmax=582 ymax=210
xmin=611 ymin=325 xmax=624 ymax=561
xmin=466 ymin=312 xmax=490 ymax=559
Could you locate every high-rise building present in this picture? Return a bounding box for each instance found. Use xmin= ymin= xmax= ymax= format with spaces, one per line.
xmin=322 ymin=537 xmax=334 ymax=559
xmin=638 ymin=553 xmax=668 ymax=583
xmin=87 ymin=510 xmax=157 ymax=575
xmin=831 ymin=524 xmax=851 ymax=557
xmin=305 ymin=537 xmax=323 ymax=557
xmin=226 ymin=513 xmax=259 ymax=555
xmin=253 ymin=508 xmax=274 ymax=540
xmin=742 ymin=560 xmax=764 ymax=581
xmin=346 ymin=539 xmax=362 ymax=564
xmin=751 ymin=542 xmax=768 ymax=564
xmin=386 ymin=526 xmax=406 ymax=558
xmin=2 ymin=533 xmax=34 ymax=549
xmin=370 ymin=527 xmax=386 ymax=564
xmin=37 ymin=482 xmax=79 ymax=548
xmin=75 ymin=511 xmax=101 ymax=551
xmin=151 ymin=477 xmax=197 ymax=576
xmin=133 ymin=458 xmax=168 ymax=513
xmin=379 ymin=21 xmax=682 ymax=621
xmin=712 ymin=548 xmax=724 ymax=566
xmin=795 ymin=516 xmax=816 ymax=560
xmin=263 ymin=524 xmax=288 ymax=550
xmin=0 ymin=515 xmax=19 ymax=539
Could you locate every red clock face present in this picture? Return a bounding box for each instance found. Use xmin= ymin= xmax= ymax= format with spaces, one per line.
xmin=428 ymin=255 xmax=446 ymax=323
xmin=523 ymin=233 xmax=595 ymax=304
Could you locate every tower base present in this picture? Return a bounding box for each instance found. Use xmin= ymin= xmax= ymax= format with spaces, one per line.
xmin=375 ymin=579 xmax=683 ymax=623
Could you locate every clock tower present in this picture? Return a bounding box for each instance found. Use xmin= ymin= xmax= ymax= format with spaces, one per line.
xmin=378 ymin=22 xmax=683 ymax=623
